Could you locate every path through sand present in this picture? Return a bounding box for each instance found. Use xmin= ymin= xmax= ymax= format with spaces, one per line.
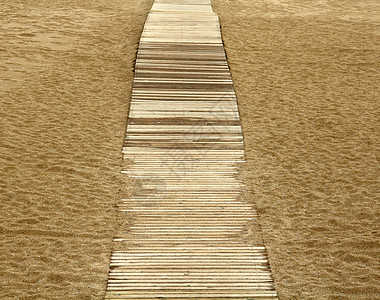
xmin=105 ymin=0 xmax=277 ymax=298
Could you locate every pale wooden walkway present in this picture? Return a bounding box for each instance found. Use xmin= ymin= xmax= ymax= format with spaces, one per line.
xmin=105 ymin=0 xmax=278 ymax=298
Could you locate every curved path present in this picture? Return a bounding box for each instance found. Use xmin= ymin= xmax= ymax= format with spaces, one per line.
xmin=105 ymin=0 xmax=278 ymax=298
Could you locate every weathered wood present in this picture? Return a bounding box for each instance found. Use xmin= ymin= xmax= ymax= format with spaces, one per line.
xmin=105 ymin=0 xmax=277 ymax=298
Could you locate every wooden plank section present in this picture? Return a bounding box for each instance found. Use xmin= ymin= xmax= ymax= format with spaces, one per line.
xmin=105 ymin=0 xmax=277 ymax=298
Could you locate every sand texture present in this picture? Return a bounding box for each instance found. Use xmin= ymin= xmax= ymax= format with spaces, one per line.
xmin=1 ymin=0 xmax=379 ymax=299
xmin=211 ymin=0 xmax=380 ymax=299
xmin=0 ymin=0 xmax=153 ymax=298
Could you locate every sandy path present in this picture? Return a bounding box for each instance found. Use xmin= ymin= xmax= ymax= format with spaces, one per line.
xmin=212 ymin=0 xmax=380 ymax=299
xmin=1 ymin=0 xmax=153 ymax=298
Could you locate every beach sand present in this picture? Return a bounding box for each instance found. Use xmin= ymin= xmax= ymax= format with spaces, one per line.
xmin=212 ymin=0 xmax=380 ymax=298
xmin=1 ymin=0 xmax=153 ymax=298
xmin=1 ymin=0 xmax=379 ymax=299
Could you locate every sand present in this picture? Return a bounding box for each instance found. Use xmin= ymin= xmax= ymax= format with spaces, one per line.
xmin=1 ymin=0 xmax=153 ymax=298
xmin=211 ymin=0 xmax=380 ymax=299
xmin=0 ymin=0 xmax=379 ymax=299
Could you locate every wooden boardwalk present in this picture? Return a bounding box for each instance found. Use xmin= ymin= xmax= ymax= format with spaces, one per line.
xmin=105 ymin=0 xmax=278 ymax=298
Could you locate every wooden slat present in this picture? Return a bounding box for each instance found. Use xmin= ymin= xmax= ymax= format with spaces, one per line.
xmin=105 ymin=0 xmax=277 ymax=298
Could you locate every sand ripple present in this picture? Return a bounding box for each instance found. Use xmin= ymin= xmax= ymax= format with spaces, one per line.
xmin=212 ymin=0 xmax=380 ymax=298
xmin=0 ymin=0 xmax=153 ymax=298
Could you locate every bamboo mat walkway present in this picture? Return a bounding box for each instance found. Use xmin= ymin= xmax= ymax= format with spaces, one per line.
xmin=105 ymin=0 xmax=277 ymax=298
